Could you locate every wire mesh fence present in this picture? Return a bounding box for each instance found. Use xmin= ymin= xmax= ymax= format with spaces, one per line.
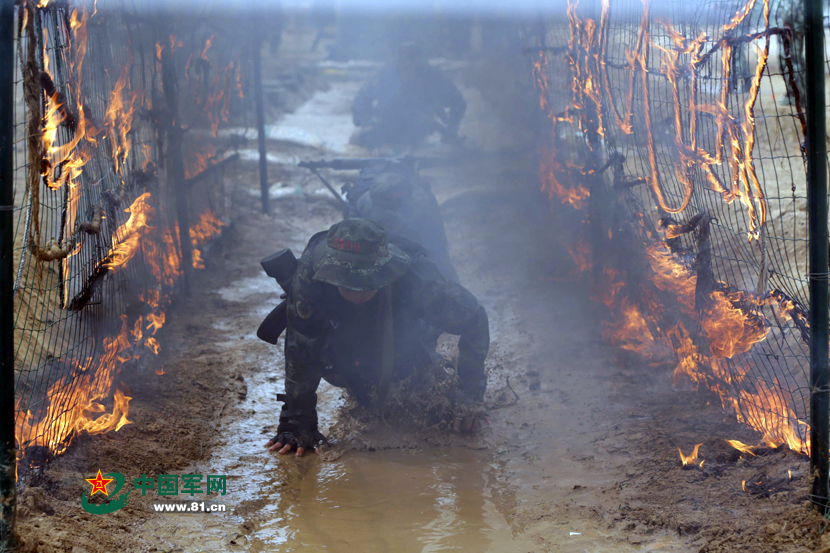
xmin=9 ymin=0 xmax=247 ymax=493
xmin=527 ymin=0 xmax=823 ymax=468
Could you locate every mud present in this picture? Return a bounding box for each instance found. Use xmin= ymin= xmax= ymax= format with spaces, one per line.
xmin=13 ymin=26 xmax=829 ymax=553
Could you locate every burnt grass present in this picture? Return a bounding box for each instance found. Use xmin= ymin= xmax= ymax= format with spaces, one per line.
xmin=598 ymin=350 xmax=824 ymax=552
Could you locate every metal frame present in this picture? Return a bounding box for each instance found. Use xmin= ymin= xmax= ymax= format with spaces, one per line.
xmin=805 ymin=0 xmax=829 ymax=510
xmin=0 ymin=0 xmax=17 ymax=547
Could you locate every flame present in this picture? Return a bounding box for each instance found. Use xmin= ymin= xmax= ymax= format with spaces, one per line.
xmin=552 ymin=0 xmax=771 ymax=236
xmin=146 ymin=311 xmax=166 ymax=335
xmin=79 ymin=387 xmax=132 ymax=435
xmin=184 ymin=142 xmax=217 ymax=179
xmin=702 ymin=291 xmax=768 ymax=359
xmin=103 ymin=66 xmax=140 ymax=177
xmin=735 ymin=378 xmax=808 ymax=453
xmin=726 ymin=439 xmax=757 ymax=456
xmin=17 ymin=205 xmax=224 ymax=463
xmin=102 ymin=192 xmax=155 ymax=271
xmin=592 ymin=266 xmax=625 ymax=308
xmin=184 ymin=35 xmax=242 ymax=137
xmin=192 ymin=249 xmax=205 ymax=270
xmin=678 ymin=443 xmax=703 ymax=466
xmin=155 ymin=367 xmax=165 ymax=376
xmin=533 ymin=52 xmax=590 ymax=210
xmin=190 ymin=209 xmax=226 ymax=245
xmin=15 ymin=317 xmax=136 ymax=462
xmin=188 ymin=210 xmax=224 ymax=269
xmin=593 ymin=236 xmax=804 ymax=452
xmin=132 ymin=316 xmax=144 ymax=343
xmin=533 ymin=9 xmax=781 ymax=458
xmin=16 ymin=1 xmax=230 ymax=468
xmin=602 ymin=298 xmax=665 ymax=358
xmin=144 ymin=337 xmax=160 ymax=355
xmin=39 ymin=8 xmax=91 ymax=197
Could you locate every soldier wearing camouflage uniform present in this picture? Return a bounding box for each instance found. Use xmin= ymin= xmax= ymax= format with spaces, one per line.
xmin=354 ymin=170 xmax=459 ymax=283
xmin=350 ymin=42 xmax=466 ymax=150
xmin=265 ymin=219 xmax=489 ymax=456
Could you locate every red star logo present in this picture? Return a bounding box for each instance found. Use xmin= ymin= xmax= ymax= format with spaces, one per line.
xmin=86 ymin=470 xmax=114 ymax=497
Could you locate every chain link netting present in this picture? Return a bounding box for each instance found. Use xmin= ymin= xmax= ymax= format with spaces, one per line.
xmin=9 ymin=0 xmax=248 ymax=489
xmin=527 ymin=0 xmax=823 ymax=460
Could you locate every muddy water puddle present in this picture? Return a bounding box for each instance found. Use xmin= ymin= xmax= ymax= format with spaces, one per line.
xmin=139 ymin=269 xmax=676 ymax=552
xmin=140 ymin=279 xmax=687 ymax=553
xmin=139 ymin=363 xmax=664 ymax=553
xmin=141 ymin=338 xmax=537 ymax=552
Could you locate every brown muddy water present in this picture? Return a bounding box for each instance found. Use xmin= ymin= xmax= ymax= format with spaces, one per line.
xmin=138 ymin=266 xmax=685 ymax=553
xmin=138 ymin=308 xmax=675 ymax=553
xmin=140 ymin=266 xmax=541 ymax=552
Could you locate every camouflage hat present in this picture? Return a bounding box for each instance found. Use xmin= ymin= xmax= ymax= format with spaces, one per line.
xmin=313 ymin=219 xmax=411 ymax=292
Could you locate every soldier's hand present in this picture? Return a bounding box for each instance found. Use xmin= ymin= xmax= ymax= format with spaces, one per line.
xmin=265 ymin=439 xmax=318 ymax=457
xmin=265 ymin=431 xmax=325 ymax=457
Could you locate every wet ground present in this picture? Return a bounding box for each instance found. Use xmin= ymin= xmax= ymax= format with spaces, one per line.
xmin=132 ymin=63 xmax=690 ymax=552
xmin=14 ymin=32 xmax=829 ymax=553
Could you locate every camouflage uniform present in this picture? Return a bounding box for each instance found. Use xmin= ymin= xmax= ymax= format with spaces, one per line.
xmin=351 ymin=44 xmax=466 ymax=149
xmin=355 ymin=170 xmax=459 ymax=283
xmin=276 ymin=219 xmax=488 ymax=448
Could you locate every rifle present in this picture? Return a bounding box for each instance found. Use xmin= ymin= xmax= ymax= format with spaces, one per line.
xmin=256 ymin=249 xmax=298 ymax=345
xmin=298 ymin=156 xmax=462 ymax=212
xmin=298 ymin=155 xmax=460 ymax=172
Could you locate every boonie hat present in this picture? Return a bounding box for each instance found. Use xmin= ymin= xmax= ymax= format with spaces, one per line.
xmin=313 ymin=218 xmax=411 ymax=291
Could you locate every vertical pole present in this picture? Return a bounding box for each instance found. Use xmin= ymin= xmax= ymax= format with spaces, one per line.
xmin=0 ymin=0 xmax=17 ymax=548
xmin=159 ymin=31 xmax=193 ymax=294
xmin=252 ymin=38 xmax=270 ymax=215
xmin=806 ymin=0 xmax=829 ymax=510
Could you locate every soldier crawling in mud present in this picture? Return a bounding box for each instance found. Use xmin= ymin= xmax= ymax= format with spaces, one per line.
xmin=263 ymin=219 xmax=489 ymax=456
xmin=350 ymin=42 xmax=466 ymax=150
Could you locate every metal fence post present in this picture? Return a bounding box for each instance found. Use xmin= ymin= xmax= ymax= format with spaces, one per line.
xmin=159 ymin=26 xmax=193 ymax=294
xmin=806 ymin=0 xmax=829 ymax=510
xmin=0 ymin=0 xmax=17 ymax=547
xmin=252 ymin=37 xmax=270 ymax=215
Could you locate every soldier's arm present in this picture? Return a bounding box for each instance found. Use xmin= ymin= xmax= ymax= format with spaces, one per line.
xmin=352 ymin=81 xmax=375 ymax=127
xmin=352 ymin=71 xmax=387 ymax=126
xmin=271 ymin=242 xmax=328 ymax=451
xmin=434 ymin=72 xmax=466 ymax=132
xmin=408 ymin=261 xmax=489 ymax=400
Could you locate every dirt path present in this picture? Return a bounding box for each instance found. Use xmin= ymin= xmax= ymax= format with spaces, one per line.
xmin=15 ymin=41 xmax=830 ymax=553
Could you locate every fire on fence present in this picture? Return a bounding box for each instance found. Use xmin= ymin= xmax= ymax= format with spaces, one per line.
xmin=11 ymin=0 xmax=239 ymax=475
xmin=532 ymin=0 xmax=815 ymax=461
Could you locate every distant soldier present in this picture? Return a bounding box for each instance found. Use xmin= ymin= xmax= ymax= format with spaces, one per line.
xmin=350 ymin=42 xmax=466 ymax=150
xmin=265 ymin=219 xmax=489 ymax=456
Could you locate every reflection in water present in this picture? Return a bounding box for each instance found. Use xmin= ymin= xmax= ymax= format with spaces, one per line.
xmin=140 ymin=272 xmax=682 ymax=553
xmin=254 ymin=448 xmax=523 ymax=553
xmin=138 ymin=361 xmax=533 ymax=552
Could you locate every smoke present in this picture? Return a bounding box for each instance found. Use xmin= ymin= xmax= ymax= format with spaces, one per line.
xmin=144 ymin=0 xmax=569 ymax=17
